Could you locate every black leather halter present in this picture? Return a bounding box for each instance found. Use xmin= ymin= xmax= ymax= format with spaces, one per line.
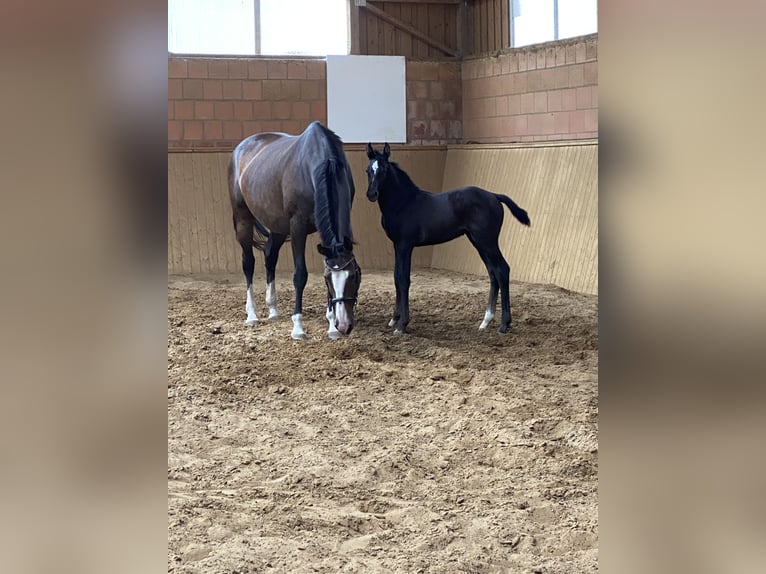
xmin=324 ymin=256 xmax=361 ymax=307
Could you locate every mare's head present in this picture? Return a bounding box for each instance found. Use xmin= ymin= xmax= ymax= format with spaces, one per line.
xmin=365 ymin=142 xmax=391 ymax=202
xmin=317 ymin=236 xmax=362 ymax=335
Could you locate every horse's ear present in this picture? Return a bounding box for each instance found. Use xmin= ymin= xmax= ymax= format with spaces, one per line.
xmin=317 ymin=244 xmax=331 ymax=257
xmin=383 ymin=142 xmax=390 ymax=158
xmin=366 ymin=143 xmax=375 ymax=159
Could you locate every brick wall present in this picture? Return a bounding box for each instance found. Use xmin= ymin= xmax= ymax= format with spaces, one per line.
xmin=168 ymin=57 xmax=461 ymax=149
xmin=461 ymin=34 xmax=598 ymax=143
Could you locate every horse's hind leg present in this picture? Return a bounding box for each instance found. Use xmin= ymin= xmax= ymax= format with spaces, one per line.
xmin=490 ymin=253 xmax=512 ymax=333
xmin=467 ymin=235 xmax=499 ymax=330
xmin=264 ymin=232 xmax=287 ymax=320
xmin=234 ymin=212 xmax=259 ymax=325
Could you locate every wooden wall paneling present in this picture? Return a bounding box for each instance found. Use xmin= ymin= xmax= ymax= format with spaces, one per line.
xmin=417 ymin=5 xmax=430 ymax=58
xmin=399 ymin=3 xmax=413 ymax=56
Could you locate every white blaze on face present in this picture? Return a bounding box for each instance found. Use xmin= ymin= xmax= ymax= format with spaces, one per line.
xmin=331 ymin=269 xmax=351 ymax=333
xmin=371 ymin=160 xmax=379 ymax=175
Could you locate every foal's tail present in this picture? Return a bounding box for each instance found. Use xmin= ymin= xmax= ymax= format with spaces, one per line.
xmin=495 ymin=194 xmax=531 ymax=226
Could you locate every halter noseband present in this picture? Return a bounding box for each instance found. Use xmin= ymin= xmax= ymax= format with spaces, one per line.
xmin=324 ymin=256 xmax=360 ymax=307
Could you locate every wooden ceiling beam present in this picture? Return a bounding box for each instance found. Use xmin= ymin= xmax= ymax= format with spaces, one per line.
xmin=364 ymin=2 xmax=459 ymax=58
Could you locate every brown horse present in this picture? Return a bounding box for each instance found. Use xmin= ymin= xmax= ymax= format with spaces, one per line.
xmin=228 ymin=122 xmax=361 ymax=340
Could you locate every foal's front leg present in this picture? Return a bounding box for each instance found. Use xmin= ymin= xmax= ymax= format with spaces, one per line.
xmin=393 ymin=245 xmax=413 ymax=334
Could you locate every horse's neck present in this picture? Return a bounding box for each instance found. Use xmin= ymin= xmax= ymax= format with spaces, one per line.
xmin=381 ymin=167 xmax=418 ymax=211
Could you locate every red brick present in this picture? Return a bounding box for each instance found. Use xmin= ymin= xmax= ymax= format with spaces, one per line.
xmin=168 ymin=79 xmax=183 ymax=99
xmin=527 ymin=114 xmax=543 ymax=135
xmin=547 ymin=90 xmax=562 ymax=112
xmin=496 ymin=96 xmax=509 ymax=116
xmin=310 ymin=101 xmax=326 ymax=121
xmin=542 ymin=112 xmax=556 ymax=134
xmin=222 ymin=80 xmax=242 ymax=99
xmin=513 ymin=72 xmax=528 ymax=94
xmin=540 ymin=69 xmax=557 ymax=90
xmin=482 ymin=98 xmax=496 ymax=117
xmin=281 ymin=120 xmax=301 ymax=134
xmin=168 ymin=120 xmax=182 ymax=141
xmin=262 ymin=80 xmax=282 ymax=100
xmin=536 ymin=50 xmax=546 ymax=69
xmin=511 ymin=115 xmax=528 ymax=135
xmin=174 ymin=101 xmax=194 ymax=119
xmin=507 ymin=94 xmax=521 ymax=115
xmin=306 ymin=61 xmax=325 ymax=80
xmin=168 ymin=101 xmax=174 ymax=120
xmin=194 ymin=101 xmax=214 ymax=119
xmin=243 ymin=81 xmax=262 ymax=100
xmin=553 ymin=111 xmax=570 ymax=133
xmin=534 ymin=92 xmax=547 ymax=113
xmin=228 ymin=60 xmax=248 ymax=78
xmin=248 ymin=60 xmax=268 ymax=79
xmin=546 ymin=47 xmax=556 ymax=68
xmin=575 ymin=42 xmax=587 ymax=63
xmin=520 ymin=93 xmax=535 ymax=114
xmin=203 ymin=80 xmax=223 ymax=99
xmin=253 ymin=101 xmax=272 ymax=119
xmin=500 ymin=74 xmax=514 ymax=95
xmin=267 ymin=61 xmax=287 ymax=79
xmin=299 ymin=80 xmax=319 ymax=100
xmin=184 ymin=121 xmax=203 ymax=140
xmin=208 ymin=60 xmax=229 ymax=79
xmin=554 ymin=67 xmax=570 ymax=89
xmin=562 ymin=88 xmax=577 ymax=111
xmin=185 ymin=59 xmax=206 ymax=78
xmin=182 ymin=79 xmax=203 ymax=99
xmin=204 ymin=121 xmax=223 ymax=140
xmin=584 ymin=109 xmax=598 ymax=131
xmin=214 ymin=102 xmax=234 ymax=120
xmin=168 ymin=58 xmax=187 ymax=78
xmin=287 ymin=61 xmax=307 ymax=79
xmin=272 ymin=101 xmax=291 ymax=119
xmin=281 ymin=80 xmax=301 ymax=101
xmin=583 ymin=62 xmax=598 ymax=85
xmin=570 ymin=110 xmax=586 ymax=132
xmin=292 ymin=102 xmax=311 ymax=119
xmin=233 ymin=101 xmax=253 ymax=119
xmin=439 ymin=100 xmax=456 ymax=119
xmin=576 ymin=86 xmax=591 ymax=109
xmin=223 ymin=121 xmax=243 ymax=140
xmin=261 ymin=120 xmax=282 ymax=132
xmin=438 ymin=64 xmax=458 ymax=81
xmin=591 ymin=86 xmax=598 ymax=108
xmin=410 ymin=81 xmax=428 ymax=99
xmin=243 ymin=121 xmax=262 ymax=135
xmin=527 ymin=70 xmax=544 ymax=92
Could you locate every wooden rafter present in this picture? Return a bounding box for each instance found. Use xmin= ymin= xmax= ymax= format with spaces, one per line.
xmin=364 ymin=2 xmax=459 ymax=58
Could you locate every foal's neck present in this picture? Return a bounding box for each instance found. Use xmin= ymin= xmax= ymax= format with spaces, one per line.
xmin=381 ymin=164 xmax=419 ymax=211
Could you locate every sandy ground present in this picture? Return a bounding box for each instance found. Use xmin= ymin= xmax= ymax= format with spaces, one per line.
xmin=168 ymin=269 xmax=598 ymax=573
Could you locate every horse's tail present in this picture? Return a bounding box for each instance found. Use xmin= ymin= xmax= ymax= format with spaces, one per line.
xmin=494 ymin=194 xmax=531 ymax=226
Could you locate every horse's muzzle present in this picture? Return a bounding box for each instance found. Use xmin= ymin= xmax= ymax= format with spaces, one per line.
xmin=335 ymin=319 xmax=354 ymax=335
xmin=366 ymin=189 xmax=378 ymax=202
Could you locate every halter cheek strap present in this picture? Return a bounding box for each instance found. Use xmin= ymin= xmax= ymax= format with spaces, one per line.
xmin=324 ymin=257 xmax=360 ymax=307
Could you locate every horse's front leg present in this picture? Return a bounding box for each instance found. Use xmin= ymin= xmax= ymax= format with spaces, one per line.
xmin=388 ymin=281 xmax=401 ymax=328
xmin=393 ymin=244 xmax=413 ymax=334
xmin=326 ymin=304 xmax=342 ymax=340
xmin=289 ymin=228 xmax=309 ymax=340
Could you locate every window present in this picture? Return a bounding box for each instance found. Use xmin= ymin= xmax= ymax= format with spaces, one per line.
xmin=510 ymin=0 xmax=597 ymax=48
xmin=168 ymin=0 xmax=349 ymax=56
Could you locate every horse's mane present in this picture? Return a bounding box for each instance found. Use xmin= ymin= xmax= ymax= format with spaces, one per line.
xmin=310 ymin=123 xmax=353 ymax=255
xmin=388 ymin=161 xmax=421 ymax=195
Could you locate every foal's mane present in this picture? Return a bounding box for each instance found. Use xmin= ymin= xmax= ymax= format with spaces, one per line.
xmin=310 ymin=122 xmax=354 ymax=255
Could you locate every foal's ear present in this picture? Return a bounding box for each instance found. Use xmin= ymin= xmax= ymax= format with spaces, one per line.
xmin=317 ymin=244 xmax=331 ymax=257
xmin=383 ymin=142 xmax=391 ymax=158
xmin=366 ymin=143 xmax=375 ymax=159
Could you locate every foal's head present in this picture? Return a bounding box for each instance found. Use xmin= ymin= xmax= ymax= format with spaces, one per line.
xmin=317 ymin=236 xmax=362 ymax=336
xmin=365 ymin=142 xmax=391 ymax=202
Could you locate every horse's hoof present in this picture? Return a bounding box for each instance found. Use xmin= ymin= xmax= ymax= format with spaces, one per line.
xmin=245 ymin=318 xmax=258 ymax=326
xmin=393 ymin=328 xmax=403 ymax=336
xmin=327 ymin=331 xmax=342 ymax=340
xmin=498 ymin=324 xmax=510 ymax=334
xmin=291 ymin=332 xmax=308 ymax=341
xmin=268 ymin=312 xmax=280 ymax=321
xmin=388 ymin=318 xmax=396 ymax=327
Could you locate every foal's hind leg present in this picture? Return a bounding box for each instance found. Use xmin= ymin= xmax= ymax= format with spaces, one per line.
xmin=491 ymin=254 xmax=512 ymax=333
xmin=263 ymin=232 xmax=287 ymax=320
xmin=467 ymin=235 xmax=499 ymax=330
xmin=234 ymin=213 xmax=259 ymax=325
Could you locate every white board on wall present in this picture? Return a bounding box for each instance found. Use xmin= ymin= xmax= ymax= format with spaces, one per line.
xmin=326 ymin=55 xmax=406 ymax=143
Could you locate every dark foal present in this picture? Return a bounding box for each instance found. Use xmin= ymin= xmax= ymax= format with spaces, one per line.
xmin=365 ymin=143 xmax=530 ymax=334
xmin=228 ymin=122 xmax=361 ymax=339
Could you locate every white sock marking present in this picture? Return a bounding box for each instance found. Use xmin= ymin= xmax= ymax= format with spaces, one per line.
xmin=291 ymin=313 xmax=307 ymax=340
xmin=245 ymin=286 xmax=258 ymax=325
xmin=326 ymin=307 xmax=341 ymax=340
xmin=479 ymin=309 xmax=494 ymax=330
xmin=330 ymin=270 xmax=351 ymax=333
xmin=388 ymin=318 xmax=396 ymax=327
xmin=265 ymin=281 xmax=278 ymax=319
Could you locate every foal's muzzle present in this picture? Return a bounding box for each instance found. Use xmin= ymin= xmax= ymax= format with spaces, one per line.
xmin=366 ymin=188 xmax=378 ymax=202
